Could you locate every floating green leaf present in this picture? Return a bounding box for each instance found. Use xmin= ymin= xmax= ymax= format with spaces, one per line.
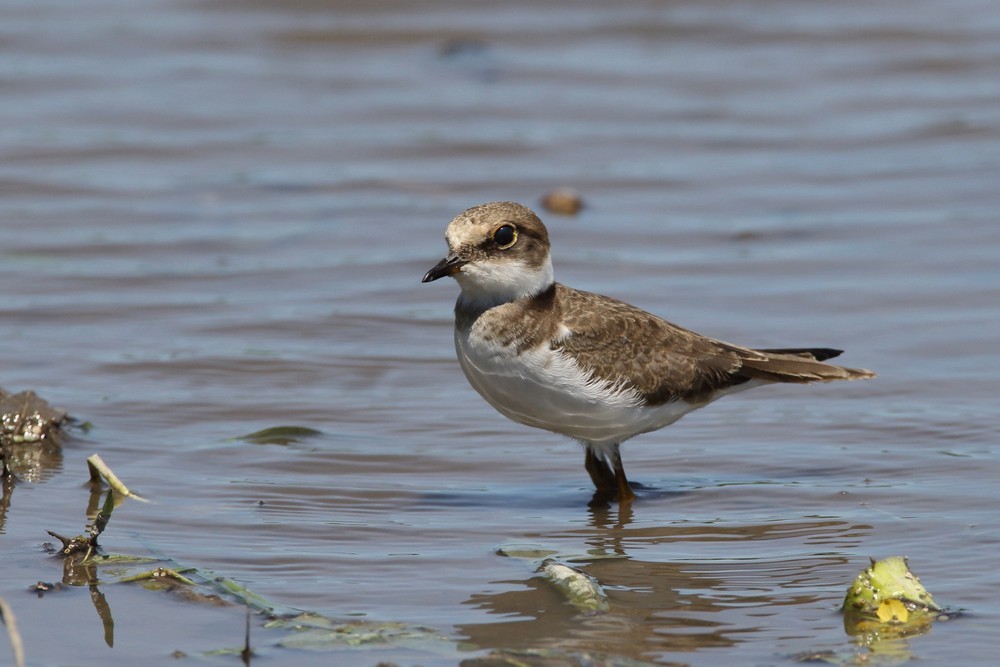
xmin=843 ymin=556 xmax=940 ymax=619
xmin=236 ymin=426 xmax=323 ymax=445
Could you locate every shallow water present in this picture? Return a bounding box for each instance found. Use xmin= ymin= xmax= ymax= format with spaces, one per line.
xmin=2 ymin=0 xmax=999 ymax=665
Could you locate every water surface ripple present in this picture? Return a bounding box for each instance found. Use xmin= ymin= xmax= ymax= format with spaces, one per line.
xmin=2 ymin=0 xmax=999 ymax=664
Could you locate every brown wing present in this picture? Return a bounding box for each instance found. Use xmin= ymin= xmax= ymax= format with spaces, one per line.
xmin=551 ymin=285 xmax=874 ymax=407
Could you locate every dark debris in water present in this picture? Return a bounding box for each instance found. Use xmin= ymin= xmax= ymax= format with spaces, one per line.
xmin=28 ymin=581 xmax=66 ymax=597
xmin=1 ymin=387 xmax=69 ymax=482
xmin=539 ymin=187 xmax=585 ymax=216
xmin=0 ymin=387 xmax=68 ymax=446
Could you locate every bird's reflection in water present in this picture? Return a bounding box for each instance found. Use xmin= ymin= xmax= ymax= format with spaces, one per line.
xmin=458 ymin=503 xmax=864 ymax=664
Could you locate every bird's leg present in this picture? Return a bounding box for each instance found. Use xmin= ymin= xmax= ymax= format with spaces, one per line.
xmin=609 ymin=444 xmax=635 ymax=504
xmin=584 ymin=447 xmax=617 ymax=493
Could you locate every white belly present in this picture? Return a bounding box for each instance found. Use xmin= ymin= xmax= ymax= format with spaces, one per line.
xmin=454 ymin=327 xmax=703 ymax=446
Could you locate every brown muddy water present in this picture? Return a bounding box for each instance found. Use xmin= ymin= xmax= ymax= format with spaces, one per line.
xmin=2 ymin=1 xmax=999 ymax=665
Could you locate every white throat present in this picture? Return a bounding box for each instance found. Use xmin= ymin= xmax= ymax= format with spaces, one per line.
xmin=455 ymin=255 xmax=554 ymax=309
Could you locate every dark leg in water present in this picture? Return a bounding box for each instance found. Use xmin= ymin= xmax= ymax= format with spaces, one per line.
xmin=584 ymin=444 xmax=635 ymax=503
xmin=584 ymin=447 xmax=616 ymax=492
xmin=609 ymin=445 xmax=635 ymax=503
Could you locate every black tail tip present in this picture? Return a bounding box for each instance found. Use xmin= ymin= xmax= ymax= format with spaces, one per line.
xmin=760 ymin=347 xmax=844 ymax=361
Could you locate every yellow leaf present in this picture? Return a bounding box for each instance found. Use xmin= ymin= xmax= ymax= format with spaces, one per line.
xmin=877 ymin=598 xmax=909 ymax=623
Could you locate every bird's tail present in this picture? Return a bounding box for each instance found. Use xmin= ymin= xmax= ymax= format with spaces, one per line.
xmin=740 ymin=347 xmax=876 ymax=383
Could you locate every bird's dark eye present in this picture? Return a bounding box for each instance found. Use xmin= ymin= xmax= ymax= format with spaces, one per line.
xmin=493 ymin=224 xmax=517 ymax=249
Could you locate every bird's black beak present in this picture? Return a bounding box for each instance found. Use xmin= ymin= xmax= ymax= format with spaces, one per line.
xmin=422 ymin=253 xmax=466 ymax=283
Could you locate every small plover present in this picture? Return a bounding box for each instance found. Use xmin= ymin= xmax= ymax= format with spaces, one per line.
xmin=423 ymin=201 xmax=874 ymax=503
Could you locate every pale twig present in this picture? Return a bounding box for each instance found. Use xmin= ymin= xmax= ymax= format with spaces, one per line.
xmin=86 ymin=454 xmax=148 ymax=503
xmin=0 ymin=595 xmax=26 ymax=667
